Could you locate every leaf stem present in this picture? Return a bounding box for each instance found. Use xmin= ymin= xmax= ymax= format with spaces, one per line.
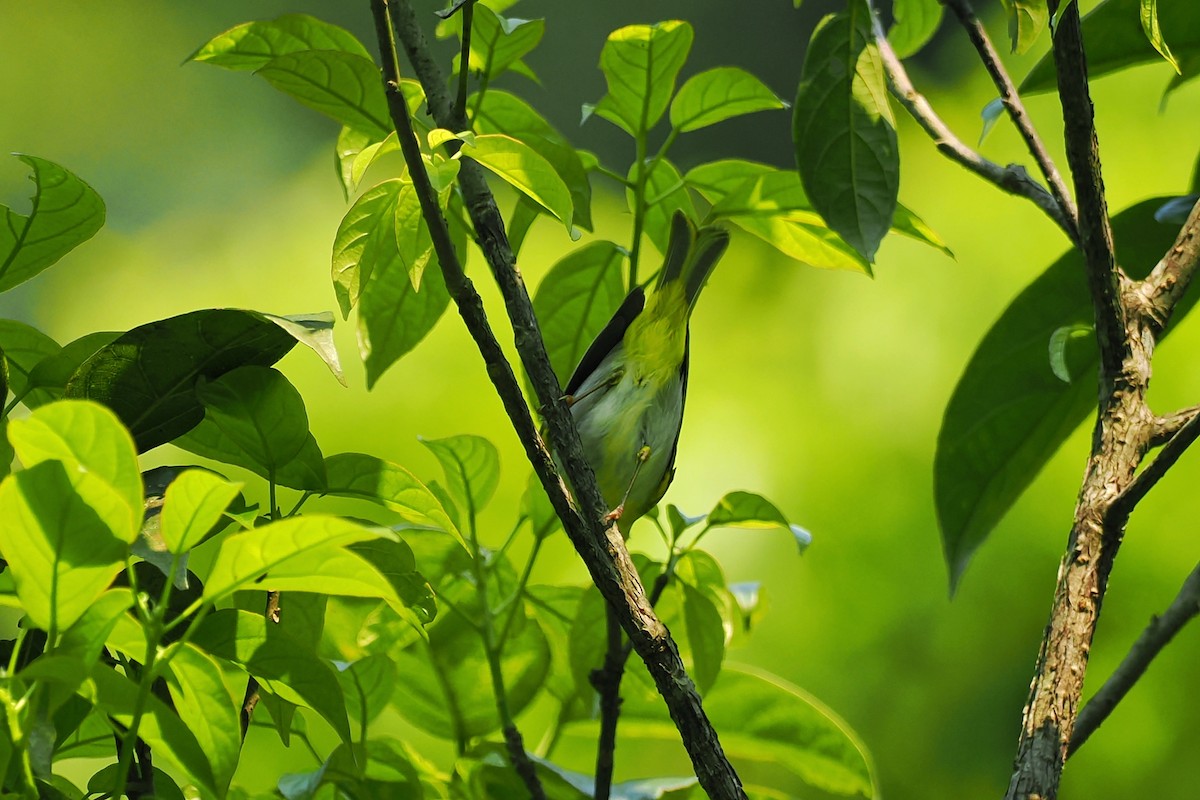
xmin=454 ymin=0 xmax=475 ymax=127
xmin=628 ymin=129 xmax=649 ymax=289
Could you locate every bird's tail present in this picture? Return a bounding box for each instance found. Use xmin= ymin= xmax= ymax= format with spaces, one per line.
xmin=657 ymin=211 xmax=730 ymax=312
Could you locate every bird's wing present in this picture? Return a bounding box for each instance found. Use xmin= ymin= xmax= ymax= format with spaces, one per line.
xmin=565 ymin=287 xmax=646 ymax=395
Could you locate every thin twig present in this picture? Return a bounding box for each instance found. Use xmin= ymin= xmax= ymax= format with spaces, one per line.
xmin=1069 ymin=562 xmax=1200 ymax=755
xmin=1135 ymin=196 xmax=1200 ymax=327
xmin=453 ymin=0 xmax=474 ymax=128
xmin=373 ymin=2 xmax=746 ymax=796
xmin=239 ymin=590 xmax=280 ymax=740
xmin=870 ymin=9 xmax=1078 ymax=243
xmin=592 ymin=607 xmax=625 ymax=800
xmin=940 ymin=0 xmax=1079 ymax=242
xmin=1150 ymin=404 xmax=1200 ymax=446
xmin=1109 ymin=410 xmax=1200 ymax=522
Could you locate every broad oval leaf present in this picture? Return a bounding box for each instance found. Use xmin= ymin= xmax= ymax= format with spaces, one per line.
xmin=8 ymin=399 xmax=141 ymax=544
xmin=65 ymin=308 xmax=329 ymax=452
xmin=888 ymin=0 xmax=945 ymax=59
xmin=162 ymin=643 xmax=241 ymax=793
xmin=0 ymin=320 xmax=59 ymax=403
xmin=323 ymin=452 xmax=463 ymax=545
xmin=420 ymin=435 xmax=500 ymax=524
xmin=706 ymin=490 xmax=812 ymax=553
xmin=467 ymin=5 xmax=545 ymax=78
xmin=23 ymin=332 xmax=120 ymax=409
xmin=679 ymin=582 xmax=726 ymax=695
xmin=611 ymin=664 xmax=875 ymax=798
xmin=189 ymin=13 xmax=371 ymax=71
xmin=669 ymin=67 xmax=785 ymax=132
xmin=473 ymin=90 xmax=593 ymax=230
xmin=159 ymin=470 xmax=244 ymax=555
xmin=172 ymin=364 xmax=325 ymax=492
xmin=91 ymin=664 xmax=218 ymax=797
xmin=793 ymin=1 xmax=899 ymax=262
xmin=1022 ymin=0 xmax=1200 ymax=94
xmin=593 ymin=21 xmax=694 ymax=137
xmin=0 ymin=155 xmax=105 ymax=293
xmin=532 ymin=241 xmax=626 ymax=385
xmin=460 ymin=134 xmax=574 ymax=227
xmin=0 ymin=461 xmax=129 ymax=634
xmin=936 ymin=198 xmax=1188 ymax=589
xmin=257 ymin=50 xmax=392 ymax=139
xmin=191 ymin=608 xmax=353 ymax=745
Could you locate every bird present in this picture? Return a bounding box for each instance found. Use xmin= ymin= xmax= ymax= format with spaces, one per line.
xmin=563 ymin=211 xmax=729 ymax=535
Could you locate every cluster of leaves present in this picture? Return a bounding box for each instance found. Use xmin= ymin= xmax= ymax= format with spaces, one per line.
xmin=0 ymin=2 xmax=906 ymax=799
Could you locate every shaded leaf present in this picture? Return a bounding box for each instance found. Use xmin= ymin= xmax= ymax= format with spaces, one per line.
xmin=629 ymin=158 xmax=695 ymax=255
xmin=159 ymin=470 xmax=244 ymax=554
xmin=532 ymin=241 xmax=626 ymax=386
xmin=0 ymin=320 xmax=59 ymax=403
xmin=335 ymin=654 xmax=396 ymax=724
xmin=793 ymin=1 xmax=898 ymax=262
xmin=163 ymin=643 xmax=241 ymax=793
xmin=65 ymin=309 xmax=324 ymax=452
xmin=1022 ymin=0 xmax=1200 ymax=94
xmin=23 ymin=332 xmax=120 ymax=409
xmin=936 ymin=199 xmax=1189 ymax=588
xmin=706 ymin=490 xmax=811 ymax=552
xmin=1000 ymin=0 xmax=1049 ymax=54
xmin=889 ymin=0 xmax=944 ymax=59
xmin=467 ymin=6 xmax=545 ymax=78
xmin=192 ymin=608 xmax=353 ymax=744
xmin=323 ymin=452 xmax=462 ymax=545
xmin=0 ymin=155 xmax=105 ymax=294
xmin=679 ymin=582 xmax=725 ymax=694
xmin=420 ymin=435 xmax=500 ymax=524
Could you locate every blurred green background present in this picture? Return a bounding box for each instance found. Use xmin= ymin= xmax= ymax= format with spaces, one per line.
xmin=3 ymin=1 xmax=1199 ymax=798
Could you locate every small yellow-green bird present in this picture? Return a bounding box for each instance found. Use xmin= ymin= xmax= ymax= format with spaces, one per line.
xmin=564 ymin=211 xmax=729 ymax=534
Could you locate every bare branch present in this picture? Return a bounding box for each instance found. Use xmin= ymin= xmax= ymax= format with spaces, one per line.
xmin=373 ymin=2 xmax=747 ymax=796
xmin=870 ymin=10 xmax=1078 ymax=243
xmin=1069 ymin=562 xmax=1200 ymax=756
xmin=940 ymin=0 xmax=1079 ymax=242
xmin=1150 ymin=404 xmax=1200 ymax=446
xmin=1134 ymin=196 xmax=1200 ymax=327
xmin=1110 ymin=408 xmax=1200 ymax=521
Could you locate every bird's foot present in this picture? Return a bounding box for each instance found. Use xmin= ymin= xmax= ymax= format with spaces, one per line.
xmin=602 ymin=504 xmax=625 ymax=525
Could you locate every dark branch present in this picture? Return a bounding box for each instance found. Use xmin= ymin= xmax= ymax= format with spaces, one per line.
xmin=373 ymin=2 xmax=746 ymax=796
xmin=870 ymin=10 xmax=1078 ymax=243
xmin=1069 ymin=562 xmax=1200 ymax=755
xmin=453 ymin=0 xmax=474 ymax=128
xmin=592 ymin=607 xmax=626 ymax=800
xmin=940 ymin=0 xmax=1079 ymax=243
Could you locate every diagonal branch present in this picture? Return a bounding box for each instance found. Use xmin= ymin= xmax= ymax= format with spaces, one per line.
xmin=870 ymin=9 xmax=1078 ymax=243
xmin=940 ymin=0 xmax=1079 ymax=243
xmin=374 ymin=1 xmax=747 ymax=796
xmin=1068 ymin=561 xmax=1200 ymax=756
xmin=1134 ymin=196 xmax=1200 ymax=327
xmin=1109 ymin=407 xmax=1200 ymax=522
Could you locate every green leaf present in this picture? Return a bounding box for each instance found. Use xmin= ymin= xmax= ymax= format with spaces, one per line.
xmin=90 ymin=664 xmax=217 ymax=797
xmin=460 ymin=134 xmax=574 ymax=228
xmin=521 ymin=473 xmax=562 ymax=541
xmin=192 ymin=608 xmax=353 ymax=745
xmin=23 ymin=332 xmax=120 ymax=409
xmin=890 ymin=204 xmax=954 ymax=257
xmin=936 ymin=198 xmax=1190 ymax=589
xmin=0 ymin=320 xmax=59 ymax=403
xmin=163 ymin=643 xmax=241 ymax=793
xmin=57 ymin=589 xmax=134 ymax=667
xmin=679 ymin=582 xmax=725 ymax=694
xmin=420 ymin=435 xmax=500 ymax=523
xmin=335 ymin=180 xmax=451 ymax=387
xmin=1022 ymin=0 xmax=1200 ymax=94
xmin=593 ymin=21 xmax=694 ymax=137
xmin=0 ymin=155 xmax=105 ymax=293
xmin=179 ymin=366 xmax=313 ymax=482
xmin=614 ymin=665 xmax=875 ymax=798
xmin=1048 ymin=324 xmax=1094 ymax=383
xmin=473 ymin=90 xmax=593 ymax=230
xmin=65 ymin=308 xmax=327 ymax=452
xmin=888 ymin=0 xmax=944 ymax=59
xmin=7 ymin=400 xmax=142 ymax=542
xmin=257 ymin=50 xmax=392 ymax=139
xmin=669 ymin=67 xmax=785 ymax=132
xmin=393 ymin=601 xmax=549 ymax=739
xmin=323 ymin=452 xmax=462 ymax=543
xmin=206 ymin=517 xmax=423 ymax=635
xmin=348 ymin=538 xmax=438 ymax=626
xmin=1000 ymin=0 xmax=1049 ymax=54
xmin=629 ymin=157 xmax=695 ymax=255
xmin=159 ymin=470 xmax=244 ymax=554
xmin=335 ymin=654 xmax=397 ymax=724
xmin=793 ymin=1 xmax=899 ymax=263
xmin=703 ymin=168 xmax=869 ymax=273
xmin=707 ymin=491 xmax=812 ymax=552
xmin=260 ymin=312 xmax=345 ymax=386
xmin=532 ymin=241 xmax=627 ymax=386
xmin=178 ymin=423 xmax=325 ymax=494
xmin=189 ymin=14 xmax=371 ymax=70
xmin=1141 ymin=0 xmax=1181 ymax=71
xmin=467 ymin=5 xmax=545 ymax=78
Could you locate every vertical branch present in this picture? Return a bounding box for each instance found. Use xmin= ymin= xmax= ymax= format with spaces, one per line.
xmin=369 ymin=2 xmax=747 ymax=797
xmin=592 ymin=607 xmax=625 ymax=800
